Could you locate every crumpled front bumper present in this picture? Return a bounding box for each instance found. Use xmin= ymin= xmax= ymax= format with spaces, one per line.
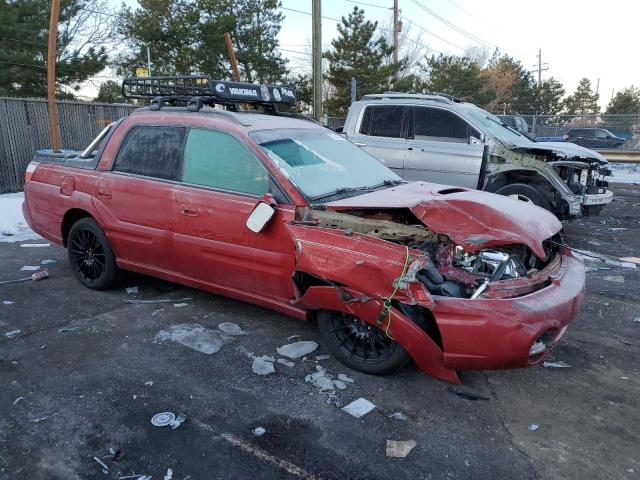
xmin=431 ymin=252 xmax=585 ymax=371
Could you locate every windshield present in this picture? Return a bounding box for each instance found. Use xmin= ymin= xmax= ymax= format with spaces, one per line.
xmin=465 ymin=107 xmax=532 ymax=144
xmin=250 ymin=128 xmax=402 ymax=200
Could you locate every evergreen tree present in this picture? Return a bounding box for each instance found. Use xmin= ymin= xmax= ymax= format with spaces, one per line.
xmin=532 ymin=77 xmax=565 ymax=114
xmin=94 ymin=80 xmax=129 ymax=103
xmin=421 ymin=54 xmax=487 ymax=104
xmin=0 ymin=0 xmax=112 ymax=97
xmin=606 ymin=87 xmax=640 ymax=114
xmin=324 ymin=7 xmax=402 ymax=116
xmin=480 ymin=55 xmax=536 ymax=114
xmin=563 ymin=78 xmax=599 ymax=114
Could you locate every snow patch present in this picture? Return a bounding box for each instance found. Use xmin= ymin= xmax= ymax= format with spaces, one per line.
xmin=0 ymin=193 xmax=42 ymax=243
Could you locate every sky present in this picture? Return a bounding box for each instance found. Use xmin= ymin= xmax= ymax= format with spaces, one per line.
xmin=103 ymin=0 xmax=639 ymax=108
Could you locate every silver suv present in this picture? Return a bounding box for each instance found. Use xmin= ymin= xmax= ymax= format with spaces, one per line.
xmin=342 ymin=93 xmax=613 ymax=219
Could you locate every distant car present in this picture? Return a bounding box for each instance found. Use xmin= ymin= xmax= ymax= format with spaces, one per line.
xmin=563 ymin=128 xmax=626 ymax=149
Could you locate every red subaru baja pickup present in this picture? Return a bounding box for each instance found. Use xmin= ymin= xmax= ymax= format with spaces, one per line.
xmin=22 ymin=76 xmax=585 ymax=383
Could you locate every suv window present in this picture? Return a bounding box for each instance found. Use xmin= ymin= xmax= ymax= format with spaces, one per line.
xmin=414 ymin=107 xmax=470 ymax=143
xmin=114 ymin=126 xmax=186 ymax=180
xmin=359 ymin=105 xmax=404 ymax=138
xmin=182 ymin=128 xmax=268 ymax=196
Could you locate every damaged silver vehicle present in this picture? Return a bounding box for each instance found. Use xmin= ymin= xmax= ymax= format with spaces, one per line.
xmin=341 ymin=93 xmax=613 ymax=219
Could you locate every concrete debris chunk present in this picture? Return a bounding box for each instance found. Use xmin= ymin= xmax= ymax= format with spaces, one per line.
xmin=333 ymin=380 xmax=347 ymax=390
xmin=252 ymin=357 xmax=275 ymax=375
xmin=20 ymin=265 xmax=39 ymax=271
xmin=389 ymin=412 xmax=410 ymax=421
xmin=543 ymin=361 xmax=571 ymax=368
xmin=173 ymin=302 xmax=189 ymax=308
xmin=218 ymin=322 xmax=246 ymax=335
xmin=342 ymin=398 xmax=376 ymax=418
xmin=633 ymin=317 xmax=640 ymax=324
xmin=386 ymin=439 xmax=417 ymax=458
xmin=277 ymin=340 xmax=318 ymax=359
xmin=276 ymin=358 xmax=295 ymax=367
xmin=155 ymin=324 xmax=234 ymax=354
xmin=337 ymin=374 xmax=354 ymax=383
xmin=528 ymin=423 xmax=541 ymax=432
xmin=603 ymin=275 xmax=625 ymax=283
xmin=315 ymin=355 xmax=330 ymax=361
xmin=164 ymin=468 xmax=174 ymax=480
xmin=3 ymin=300 xmax=14 ymax=305
xmin=169 ymin=413 xmax=187 ymax=429
xmin=253 ymin=427 xmax=266 ymax=437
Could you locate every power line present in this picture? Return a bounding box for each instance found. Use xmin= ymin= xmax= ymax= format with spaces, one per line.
xmin=440 ymin=0 xmax=499 ymax=30
xmin=343 ymin=0 xmax=392 ymax=10
xmin=401 ymin=16 xmax=465 ymax=52
xmin=411 ymin=0 xmax=498 ymax=49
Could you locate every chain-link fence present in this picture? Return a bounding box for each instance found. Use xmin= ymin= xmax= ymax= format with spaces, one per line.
xmin=0 ymin=97 xmax=138 ymax=193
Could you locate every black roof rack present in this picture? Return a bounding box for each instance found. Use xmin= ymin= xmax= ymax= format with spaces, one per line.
xmin=122 ymin=75 xmax=296 ymax=111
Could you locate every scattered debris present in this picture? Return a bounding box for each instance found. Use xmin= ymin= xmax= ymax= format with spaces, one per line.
xmin=144 ymin=381 xmax=154 ymax=386
xmin=543 ymin=361 xmax=571 ymax=368
xmin=0 ymin=270 xmax=49 ymax=285
xmin=315 ymin=355 xmax=330 ymax=361
xmin=122 ymin=297 xmax=192 ymax=304
xmin=13 ymin=397 xmax=25 ymax=405
xmin=607 ymin=227 xmax=627 ymax=232
xmin=19 ymin=265 xmax=40 ymax=271
xmin=164 ymin=468 xmax=173 ymax=480
xmin=125 ymin=286 xmax=139 ymax=294
xmin=342 ymin=398 xmax=376 ymax=418
xmin=20 ymin=243 xmax=51 ymax=248
xmin=152 ymin=412 xmax=176 ymax=427
xmin=58 ymin=326 xmax=80 ymax=333
xmin=621 ymin=257 xmax=640 ymax=264
xmin=276 ymin=358 xmax=295 ymax=367
xmin=173 ymin=303 xmax=189 ymax=308
xmin=386 ymin=439 xmax=417 ymax=458
xmin=528 ymin=423 xmax=541 ymax=432
xmin=627 ymin=468 xmax=635 ymax=474
xmin=218 ymin=322 xmax=246 ymax=335
xmin=3 ymin=300 xmax=14 ymax=305
xmin=333 ymin=380 xmax=347 ymax=390
xmin=5 ymin=329 xmax=22 ymax=339
xmin=155 ymin=323 xmax=234 ymax=354
xmin=633 ymin=317 xmax=640 ymax=324
xmin=30 ymin=416 xmax=48 ymax=423
xmin=287 ymin=335 xmax=301 ymax=341
xmin=603 ymin=275 xmax=625 ymax=283
xmin=252 ymin=357 xmax=275 ymax=375
xmin=448 ymin=386 xmax=490 ymax=401
xmin=277 ymin=340 xmax=318 ymax=359
xmin=40 ymin=258 xmax=56 ymax=265
xmin=1 ymin=230 xmax=13 ymax=236
xmin=304 ymin=365 xmax=347 ymax=393
xmin=615 ymin=336 xmax=633 ymax=346
xmin=389 ymin=412 xmax=410 ymax=421
xmin=253 ymin=427 xmax=266 ymax=437
xmin=108 ymin=447 xmax=122 ymax=461
xmin=93 ymin=456 xmax=109 ymax=474
xmin=151 ymin=308 xmax=164 ymax=317
xmin=169 ymin=413 xmax=187 ymax=429
xmin=337 ymin=374 xmax=354 ymax=383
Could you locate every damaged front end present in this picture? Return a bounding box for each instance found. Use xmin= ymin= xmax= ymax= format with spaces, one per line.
xmin=289 ymin=185 xmax=584 ymax=383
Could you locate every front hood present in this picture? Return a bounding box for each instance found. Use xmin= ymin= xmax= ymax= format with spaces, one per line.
xmin=507 ymin=139 xmax=608 ymax=165
xmin=324 ymin=182 xmax=562 ymax=259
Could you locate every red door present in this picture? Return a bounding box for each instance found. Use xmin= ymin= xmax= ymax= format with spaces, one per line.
xmin=171 ymin=128 xmax=296 ymax=301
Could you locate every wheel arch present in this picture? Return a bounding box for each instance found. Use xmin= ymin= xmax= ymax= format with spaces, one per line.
xmin=61 ymin=208 xmax=94 ymax=247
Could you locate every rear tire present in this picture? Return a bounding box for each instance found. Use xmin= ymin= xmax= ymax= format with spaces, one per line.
xmin=317 ymin=310 xmax=410 ymax=375
xmin=67 ymin=217 xmax=118 ymax=290
xmin=495 ymin=183 xmax=551 ymax=211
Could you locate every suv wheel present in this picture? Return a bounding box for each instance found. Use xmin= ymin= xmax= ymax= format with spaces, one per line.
xmin=67 ymin=217 xmax=118 ymax=289
xmin=317 ymin=310 xmax=410 ymax=375
xmin=495 ymin=183 xmax=551 ymax=211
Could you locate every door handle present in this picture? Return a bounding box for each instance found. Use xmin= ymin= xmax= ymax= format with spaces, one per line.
xmin=97 ymin=185 xmax=111 ymax=199
xmin=180 ymin=206 xmax=199 ymax=217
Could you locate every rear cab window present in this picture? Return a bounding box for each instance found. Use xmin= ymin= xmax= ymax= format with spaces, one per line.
xmin=113 ymin=126 xmax=186 ymax=181
xmin=358 ymin=105 xmax=405 ymax=138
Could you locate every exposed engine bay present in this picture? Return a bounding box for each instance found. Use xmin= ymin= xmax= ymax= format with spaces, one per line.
xmin=299 ymin=207 xmax=559 ymax=300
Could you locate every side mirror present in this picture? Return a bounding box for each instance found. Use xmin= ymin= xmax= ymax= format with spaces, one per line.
xmin=469 ymin=135 xmax=483 ymax=145
xmin=246 ymin=201 xmax=275 ymax=233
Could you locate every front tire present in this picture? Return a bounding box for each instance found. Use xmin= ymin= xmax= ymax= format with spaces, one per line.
xmin=495 ymin=183 xmax=551 ymax=211
xmin=67 ymin=217 xmax=118 ymax=290
xmin=317 ymin=310 xmax=410 ymax=375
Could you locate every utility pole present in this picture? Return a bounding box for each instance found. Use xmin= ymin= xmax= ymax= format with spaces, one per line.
xmin=393 ymin=0 xmax=399 ymax=64
xmin=533 ymin=48 xmax=548 ymax=87
xmin=312 ymin=0 xmax=322 ymax=122
xmin=46 ymin=0 xmax=61 ymax=152
xmin=146 ymin=46 xmax=152 ymax=76
xmin=224 ymin=32 xmax=242 ymax=81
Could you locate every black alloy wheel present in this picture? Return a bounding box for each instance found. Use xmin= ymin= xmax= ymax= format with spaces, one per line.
xmin=317 ymin=310 xmax=410 ymax=375
xmin=67 ymin=217 xmax=118 ymax=289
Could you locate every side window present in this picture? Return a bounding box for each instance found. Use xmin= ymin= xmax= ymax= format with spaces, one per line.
xmin=414 ymin=107 xmax=470 ymax=143
xmin=182 ymin=129 xmax=268 ymax=196
xmin=359 ymin=105 xmax=404 ymax=138
xmin=113 ymin=126 xmax=185 ymax=180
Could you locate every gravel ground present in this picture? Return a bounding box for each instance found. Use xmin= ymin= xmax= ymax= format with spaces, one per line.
xmin=0 ymin=184 xmax=638 ymax=480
